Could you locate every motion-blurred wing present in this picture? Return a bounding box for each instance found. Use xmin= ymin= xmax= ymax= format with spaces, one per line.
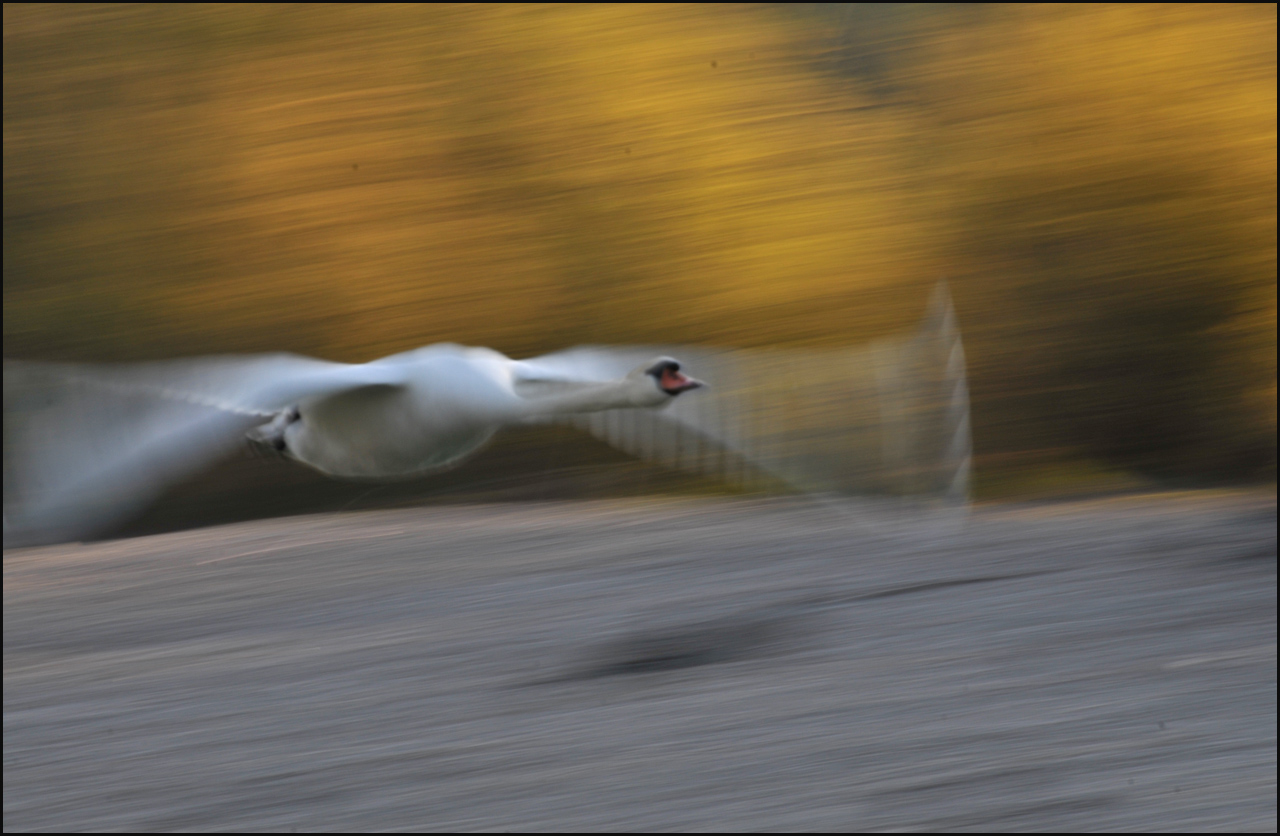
xmin=522 ymin=283 xmax=971 ymax=505
xmin=3 ymin=355 xmax=408 ymax=546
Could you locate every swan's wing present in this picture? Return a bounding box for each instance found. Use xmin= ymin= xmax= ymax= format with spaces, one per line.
xmin=520 ymin=283 xmax=971 ymax=505
xmin=3 ymin=355 xmax=409 ymax=546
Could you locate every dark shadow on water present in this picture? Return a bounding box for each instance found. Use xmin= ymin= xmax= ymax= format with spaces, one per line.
xmin=587 ymin=612 xmax=797 ymax=677
xmin=539 ymin=608 xmax=803 ymax=683
xmin=531 ymin=571 xmax=1058 ymax=684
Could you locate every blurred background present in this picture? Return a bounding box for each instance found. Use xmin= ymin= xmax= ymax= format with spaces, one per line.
xmin=4 ymin=4 xmax=1275 ymax=527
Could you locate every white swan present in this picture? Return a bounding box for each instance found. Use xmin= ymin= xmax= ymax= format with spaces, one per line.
xmin=3 ymin=284 xmax=971 ymax=547
xmin=3 ymin=345 xmax=704 ymax=545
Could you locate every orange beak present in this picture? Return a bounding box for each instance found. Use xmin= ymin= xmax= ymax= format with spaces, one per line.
xmin=659 ymin=367 xmax=704 ymax=395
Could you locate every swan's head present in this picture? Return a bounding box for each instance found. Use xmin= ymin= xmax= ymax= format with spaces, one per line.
xmin=643 ymin=358 xmax=704 ymax=396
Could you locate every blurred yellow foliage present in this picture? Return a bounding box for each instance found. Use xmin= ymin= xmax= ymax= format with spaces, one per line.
xmin=4 ymin=4 xmax=1275 ymax=481
xmin=4 ymin=4 xmax=933 ymax=363
xmin=910 ymin=4 xmax=1275 ymax=474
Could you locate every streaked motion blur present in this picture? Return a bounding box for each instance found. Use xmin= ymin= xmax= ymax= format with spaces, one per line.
xmin=3 ymin=7 xmax=1274 ymax=833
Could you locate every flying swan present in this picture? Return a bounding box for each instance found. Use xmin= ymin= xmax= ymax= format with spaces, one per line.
xmin=4 ymin=285 xmax=971 ymax=546
xmin=3 ymin=345 xmax=710 ymax=545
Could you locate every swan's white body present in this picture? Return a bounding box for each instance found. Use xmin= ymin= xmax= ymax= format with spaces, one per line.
xmin=248 ymin=344 xmax=699 ymax=479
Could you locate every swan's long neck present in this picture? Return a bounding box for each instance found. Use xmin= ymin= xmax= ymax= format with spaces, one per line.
xmin=516 ymin=379 xmax=661 ymax=417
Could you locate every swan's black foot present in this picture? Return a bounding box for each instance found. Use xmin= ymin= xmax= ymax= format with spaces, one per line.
xmin=246 ymin=407 xmax=300 ymax=457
